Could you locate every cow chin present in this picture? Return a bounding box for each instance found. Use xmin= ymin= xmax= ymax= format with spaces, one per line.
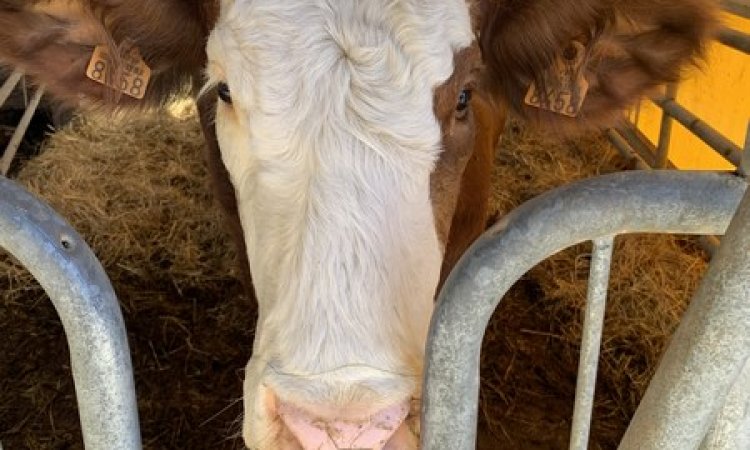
xmin=242 ymin=357 xmax=423 ymax=450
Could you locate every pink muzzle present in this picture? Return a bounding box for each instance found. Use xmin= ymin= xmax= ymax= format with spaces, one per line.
xmin=278 ymin=400 xmax=411 ymax=450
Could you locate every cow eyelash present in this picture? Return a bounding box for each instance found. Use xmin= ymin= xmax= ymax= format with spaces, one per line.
xmin=456 ymin=88 xmax=472 ymax=119
xmin=217 ymin=82 xmax=232 ymax=104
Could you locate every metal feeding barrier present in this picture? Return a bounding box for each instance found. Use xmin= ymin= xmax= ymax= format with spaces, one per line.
xmin=10 ymin=166 xmax=748 ymax=445
xmin=0 ymin=69 xmax=45 ymax=175
xmin=421 ymin=170 xmax=750 ymax=449
xmin=0 ymin=176 xmax=142 ymax=449
xmin=422 ymin=7 xmax=750 ymax=448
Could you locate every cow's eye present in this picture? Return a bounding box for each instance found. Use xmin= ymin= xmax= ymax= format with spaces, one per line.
xmin=456 ymin=88 xmax=472 ymax=119
xmin=217 ymin=82 xmax=232 ymax=104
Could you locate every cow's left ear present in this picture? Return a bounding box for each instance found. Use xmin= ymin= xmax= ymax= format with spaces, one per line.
xmin=0 ymin=0 xmax=218 ymax=109
xmin=477 ymin=0 xmax=718 ymax=134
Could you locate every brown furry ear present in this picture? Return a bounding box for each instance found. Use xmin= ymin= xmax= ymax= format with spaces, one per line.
xmin=0 ymin=0 xmax=215 ymax=109
xmin=478 ymin=0 xmax=718 ymax=134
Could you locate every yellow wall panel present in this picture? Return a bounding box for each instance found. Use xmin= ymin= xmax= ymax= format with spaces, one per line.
xmin=630 ymin=12 xmax=749 ymax=170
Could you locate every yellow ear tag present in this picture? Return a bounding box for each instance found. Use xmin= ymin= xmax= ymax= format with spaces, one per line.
xmin=524 ymin=41 xmax=589 ymax=117
xmin=85 ymin=45 xmax=151 ymax=100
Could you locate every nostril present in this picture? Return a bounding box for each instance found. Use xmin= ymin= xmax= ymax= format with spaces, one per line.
xmin=277 ymin=400 xmax=410 ymax=450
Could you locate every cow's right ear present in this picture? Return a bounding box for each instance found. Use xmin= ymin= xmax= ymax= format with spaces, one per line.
xmin=477 ymin=0 xmax=718 ymax=135
xmin=0 ymin=0 xmax=216 ymax=109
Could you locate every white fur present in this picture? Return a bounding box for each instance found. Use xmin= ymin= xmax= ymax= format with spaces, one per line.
xmin=205 ymin=1 xmax=473 ymax=448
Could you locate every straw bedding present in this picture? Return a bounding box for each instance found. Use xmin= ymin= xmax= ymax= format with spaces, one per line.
xmin=479 ymin=125 xmax=708 ymax=449
xmin=0 ymin=107 xmax=708 ymax=449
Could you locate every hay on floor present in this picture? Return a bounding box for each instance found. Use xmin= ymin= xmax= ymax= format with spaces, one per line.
xmin=14 ymin=107 xmax=237 ymax=292
xmin=478 ymin=124 xmax=708 ymax=449
xmin=0 ymin=107 xmax=250 ymax=450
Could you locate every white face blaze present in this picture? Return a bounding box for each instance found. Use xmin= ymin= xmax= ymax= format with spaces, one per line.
xmin=205 ymin=1 xmax=474 ymax=448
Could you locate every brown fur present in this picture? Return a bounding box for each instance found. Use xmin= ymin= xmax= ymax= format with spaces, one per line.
xmin=431 ymin=47 xmax=483 ymax=248
xmin=439 ymin=90 xmax=505 ymax=288
xmin=430 ymin=46 xmax=506 ymax=289
xmin=0 ymin=0 xmax=214 ymax=108
xmin=478 ymin=0 xmax=718 ymax=134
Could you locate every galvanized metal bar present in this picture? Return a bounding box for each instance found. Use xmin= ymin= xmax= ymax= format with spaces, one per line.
xmin=0 ymin=69 xmax=23 ymax=108
xmin=632 ymin=100 xmax=642 ymax=125
xmin=619 ymin=182 xmax=750 ymax=450
xmin=20 ymin=75 xmax=28 ymax=108
xmin=689 ymin=66 xmax=749 ymax=450
xmin=651 ymin=95 xmax=743 ymax=167
xmin=0 ymin=84 xmax=45 ymax=175
xmin=421 ymin=170 xmax=747 ymax=450
xmin=655 ymin=84 xmax=678 ymax=168
xmin=606 ymin=129 xmax=651 ymax=170
xmin=0 ymin=176 xmax=141 ymax=449
xmin=717 ymin=27 xmax=750 ymax=55
xmin=722 ymin=0 xmax=750 ymax=20
xmin=700 ymin=359 xmax=750 ymax=450
xmin=618 ymin=124 xmax=658 ymax=167
xmin=569 ymin=236 xmax=615 ymax=450
xmin=740 ymin=121 xmax=749 ymax=178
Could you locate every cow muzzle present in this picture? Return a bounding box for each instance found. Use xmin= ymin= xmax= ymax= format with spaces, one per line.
xmin=277 ymin=399 xmax=414 ymax=450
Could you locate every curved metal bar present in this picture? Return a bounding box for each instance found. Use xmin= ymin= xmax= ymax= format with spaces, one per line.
xmin=420 ymin=170 xmax=747 ymax=450
xmin=0 ymin=176 xmax=141 ymax=449
xmin=621 ymin=180 xmax=750 ymax=450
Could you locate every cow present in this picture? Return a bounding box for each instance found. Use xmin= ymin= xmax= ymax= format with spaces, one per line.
xmin=0 ymin=1 xmax=716 ymax=448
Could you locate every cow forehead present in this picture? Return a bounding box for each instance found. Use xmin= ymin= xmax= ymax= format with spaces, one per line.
xmin=208 ymin=0 xmax=475 ymax=107
xmin=214 ymin=0 xmax=474 ymax=49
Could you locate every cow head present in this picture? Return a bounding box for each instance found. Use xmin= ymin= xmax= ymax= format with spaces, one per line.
xmin=0 ymin=0 xmax=716 ymax=448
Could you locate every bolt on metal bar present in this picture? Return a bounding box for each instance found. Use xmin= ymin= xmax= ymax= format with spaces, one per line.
xmin=0 ymin=69 xmax=23 ymax=107
xmin=0 ymin=176 xmax=142 ymax=449
xmin=421 ymin=170 xmax=747 ymax=450
xmin=1 ymin=84 xmax=45 ymax=175
xmin=569 ymin=236 xmax=615 ymax=450
xmin=655 ymin=84 xmax=678 ymax=168
xmin=717 ymin=27 xmax=750 ymax=54
xmin=651 ymin=94 xmax=743 ymax=167
xmin=620 ymin=180 xmax=750 ymax=450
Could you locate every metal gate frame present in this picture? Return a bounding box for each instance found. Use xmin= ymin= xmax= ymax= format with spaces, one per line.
xmin=421 ymin=170 xmax=750 ymax=449
xmin=0 ymin=69 xmax=45 ymax=175
xmin=0 ymin=176 xmax=141 ymax=449
xmin=4 ymin=149 xmax=746 ymax=450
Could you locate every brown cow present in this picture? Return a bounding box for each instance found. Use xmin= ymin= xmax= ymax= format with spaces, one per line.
xmin=0 ymin=1 xmax=716 ymax=448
